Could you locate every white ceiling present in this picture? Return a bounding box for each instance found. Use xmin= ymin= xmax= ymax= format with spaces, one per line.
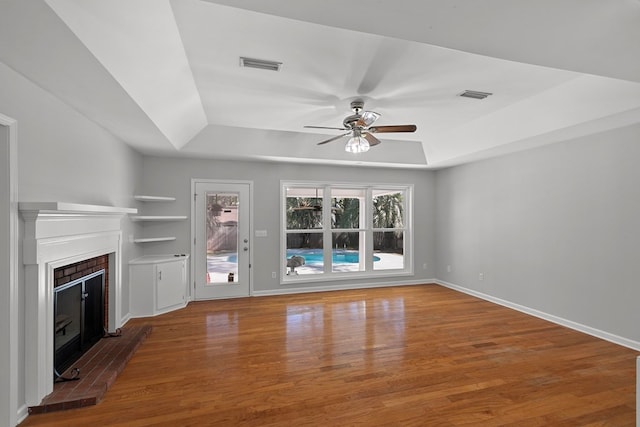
xmin=1 ymin=0 xmax=639 ymax=169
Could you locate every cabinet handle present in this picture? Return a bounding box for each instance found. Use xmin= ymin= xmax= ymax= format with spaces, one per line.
xmin=158 ymin=271 xmax=162 ymax=281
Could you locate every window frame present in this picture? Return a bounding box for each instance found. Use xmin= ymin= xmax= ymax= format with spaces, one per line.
xmin=281 ymin=180 xmax=413 ymax=284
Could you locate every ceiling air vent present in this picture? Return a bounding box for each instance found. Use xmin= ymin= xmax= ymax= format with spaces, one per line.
xmin=459 ymin=90 xmax=493 ymax=100
xmin=240 ymin=56 xmax=282 ymax=72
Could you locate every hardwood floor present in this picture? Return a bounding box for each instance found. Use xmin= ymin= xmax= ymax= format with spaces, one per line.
xmin=21 ymin=284 xmax=637 ymax=426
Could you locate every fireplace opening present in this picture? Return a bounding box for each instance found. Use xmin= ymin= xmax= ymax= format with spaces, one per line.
xmin=53 ymin=269 xmax=105 ymax=377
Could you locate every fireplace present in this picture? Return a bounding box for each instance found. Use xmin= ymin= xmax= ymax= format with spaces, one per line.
xmin=53 ymin=265 xmax=106 ymax=377
xmin=20 ymin=202 xmax=136 ymax=406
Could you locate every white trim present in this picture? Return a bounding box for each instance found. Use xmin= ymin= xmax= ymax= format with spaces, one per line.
xmin=16 ymin=405 xmax=28 ymax=426
xmin=0 ymin=114 xmax=19 ymax=427
xmin=436 ymin=279 xmax=640 ymax=351
xmin=280 ymin=180 xmax=413 ymax=284
xmin=637 ymin=356 xmax=639 ymax=427
xmin=19 ymin=208 xmax=127 ymax=406
xmin=253 ymin=278 xmax=434 ymax=297
xmin=18 ymin=202 xmax=136 ymax=215
xmin=120 ymin=312 xmax=132 ymax=327
xmin=190 ymin=178 xmax=254 ymax=300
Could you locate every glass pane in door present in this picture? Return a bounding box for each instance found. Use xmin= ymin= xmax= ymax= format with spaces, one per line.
xmin=206 ymin=192 xmax=239 ymax=283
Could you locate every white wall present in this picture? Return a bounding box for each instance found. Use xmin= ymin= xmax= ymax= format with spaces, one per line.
xmin=0 ymin=61 xmax=143 ymax=424
xmin=436 ymin=122 xmax=640 ymax=345
xmin=139 ymin=156 xmax=437 ymax=293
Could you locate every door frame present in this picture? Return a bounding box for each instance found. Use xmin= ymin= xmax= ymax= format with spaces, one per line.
xmin=0 ymin=113 xmax=19 ymax=426
xmin=190 ymin=178 xmax=254 ymax=300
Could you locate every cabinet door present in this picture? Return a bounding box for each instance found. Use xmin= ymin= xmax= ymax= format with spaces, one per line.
xmin=156 ymin=261 xmax=185 ymax=310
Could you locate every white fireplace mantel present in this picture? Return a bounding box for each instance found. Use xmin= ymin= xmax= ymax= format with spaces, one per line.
xmin=19 ymin=201 xmax=137 ymax=216
xmin=20 ymin=202 xmax=136 ymax=406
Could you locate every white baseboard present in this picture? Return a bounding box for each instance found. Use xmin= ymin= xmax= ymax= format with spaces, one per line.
xmin=436 ymin=279 xmax=640 ymax=351
xmin=16 ymin=404 xmax=28 ymax=426
xmin=252 ymin=279 xmax=436 ymax=297
xmin=119 ymin=312 xmax=132 ymax=327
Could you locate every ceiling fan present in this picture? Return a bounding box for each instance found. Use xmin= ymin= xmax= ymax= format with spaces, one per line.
xmin=291 ymin=188 xmax=322 ymax=212
xmin=290 ymin=188 xmax=343 ymax=213
xmin=305 ymin=100 xmax=417 ymax=153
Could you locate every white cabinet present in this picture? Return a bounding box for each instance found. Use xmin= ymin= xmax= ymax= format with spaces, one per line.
xmin=129 ymin=255 xmax=189 ymax=317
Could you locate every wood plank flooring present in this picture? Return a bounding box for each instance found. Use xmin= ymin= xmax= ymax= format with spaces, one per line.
xmin=20 ymin=284 xmax=637 ymax=426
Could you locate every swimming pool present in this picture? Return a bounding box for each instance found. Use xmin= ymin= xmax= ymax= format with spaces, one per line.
xmin=226 ymin=250 xmax=380 ymax=265
xmin=286 ymin=249 xmax=380 ymax=265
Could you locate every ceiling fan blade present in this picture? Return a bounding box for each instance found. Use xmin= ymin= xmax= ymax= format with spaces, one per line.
xmin=369 ymin=124 xmax=417 ymax=133
xmin=304 ymin=125 xmax=348 ymax=131
xmin=317 ymin=132 xmax=351 ymax=145
xmin=363 ymin=132 xmax=381 ymax=147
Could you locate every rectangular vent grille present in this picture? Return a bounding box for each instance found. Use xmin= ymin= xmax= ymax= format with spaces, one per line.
xmin=459 ymin=90 xmax=493 ymax=100
xmin=240 ymin=57 xmax=282 ymax=71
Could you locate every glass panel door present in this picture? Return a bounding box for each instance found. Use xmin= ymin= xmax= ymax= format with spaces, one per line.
xmin=194 ymin=181 xmax=251 ymax=300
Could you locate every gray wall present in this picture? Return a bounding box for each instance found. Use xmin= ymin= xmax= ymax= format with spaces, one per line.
xmin=0 ymin=61 xmax=143 ymax=420
xmin=139 ymin=156 xmax=437 ymax=292
xmin=0 ymin=61 xmax=144 ymax=315
xmin=436 ymin=122 xmax=640 ymax=342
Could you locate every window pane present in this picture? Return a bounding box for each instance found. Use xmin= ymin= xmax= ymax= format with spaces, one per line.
xmin=331 ymin=188 xmax=364 ymax=229
xmin=373 ymin=231 xmax=404 ymax=270
xmin=286 ymin=187 xmax=323 ymax=230
xmin=332 ymin=232 xmax=365 ymax=272
xmin=206 ymin=192 xmax=239 ymax=283
xmin=373 ymin=190 xmax=404 ymax=229
xmin=286 ymin=233 xmax=323 ymax=275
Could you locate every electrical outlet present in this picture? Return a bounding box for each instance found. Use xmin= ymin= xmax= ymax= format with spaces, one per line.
xmin=271 ymin=272 xmax=277 ymax=279
xmin=447 ymin=265 xmax=452 ymax=273
xmin=479 ymin=272 xmax=484 ymax=281
xmin=423 ymin=263 xmax=428 ymax=270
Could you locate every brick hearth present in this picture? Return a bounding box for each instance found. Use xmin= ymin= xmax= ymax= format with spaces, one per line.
xmin=29 ymin=324 xmax=152 ymax=414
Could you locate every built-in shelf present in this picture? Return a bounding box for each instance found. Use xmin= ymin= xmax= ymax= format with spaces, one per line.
xmin=130 ymin=215 xmax=187 ymax=222
xmin=134 ymin=195 xmax=176 ymax=202
xmin=131 ymin=194 xmax=184 ymax=244
xmin=133 ymin=237 xmax=177 ymax=243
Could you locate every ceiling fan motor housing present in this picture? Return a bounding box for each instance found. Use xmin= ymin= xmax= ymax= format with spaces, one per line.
xmin=343 ymin=100 xmax=367 ymax=128
xmin=343 ymin=114 xmax=361 ymax=129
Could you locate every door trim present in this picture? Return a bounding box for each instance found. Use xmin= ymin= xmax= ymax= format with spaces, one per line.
xmin=0 ymin=113 xmax=20 ymax=426
xmin=190 ymin=179 xmax=254 ymax=299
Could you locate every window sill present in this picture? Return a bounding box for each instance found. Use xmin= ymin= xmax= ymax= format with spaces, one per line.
xmin=280 ymin=269 xmax=414 ymax=285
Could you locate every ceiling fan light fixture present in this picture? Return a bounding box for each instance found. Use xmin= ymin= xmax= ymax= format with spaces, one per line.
xmin=361 ymin=110 xmax=380 ymax=126
xmin=345 ymin=135 xmax=370 ymax=153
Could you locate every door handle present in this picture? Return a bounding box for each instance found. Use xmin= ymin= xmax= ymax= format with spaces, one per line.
xmin=243 ymin=247 xmax=249 ymax=251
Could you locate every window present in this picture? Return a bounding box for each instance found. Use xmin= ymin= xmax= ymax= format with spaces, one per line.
xmin=282 ymin=182 xmax=412 ymax=282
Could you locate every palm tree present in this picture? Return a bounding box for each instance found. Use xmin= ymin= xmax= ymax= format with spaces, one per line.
xmin=286 ymin=197 xmax=323 ymax=248
xmin=373 ymin=193 xmax=404 ymax=252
